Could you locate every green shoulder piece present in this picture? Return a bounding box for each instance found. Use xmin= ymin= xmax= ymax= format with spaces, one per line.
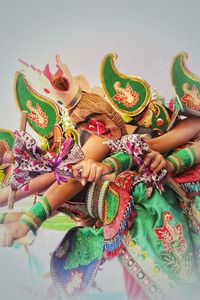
xmin=0 ymin=128 xmax=15 ymax=173
xmin=171 ymin=52 xmax=200 ymax=116
xmin=14 ymin=72 xmax=61 ymax=138
xmin=100 ymin=53 xmax=151 ymax=116
xmin=138 ymin=100 xmax=171 ymax=134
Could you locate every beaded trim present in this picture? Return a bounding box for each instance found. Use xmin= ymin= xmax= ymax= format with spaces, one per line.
xmin=180 ymin=181 xmax=200 ymax=194
xmin=104 ymin=196 xmax=135 ymax=255
xmin=121 ymin=233 xmax=176 ymax=297
xmin=98 ymin=181 xmax=110 ymax=220
xmin=86 ymin=181 xmax=110 ymax=221
xmin=119 ymin=248 xmax=166 ymax=299
xmin=86 ymin=182 xmax=96 ymax=218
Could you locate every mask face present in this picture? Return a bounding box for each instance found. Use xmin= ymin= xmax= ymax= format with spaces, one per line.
xmin=82 ymin=118 xmax=108 ymax=136
xmin=75 ymin=113 xmax=122 ymax=140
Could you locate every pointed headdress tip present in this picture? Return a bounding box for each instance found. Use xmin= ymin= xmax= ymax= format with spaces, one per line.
xmin=18 ymin=58 xmax=30 ymax=68
xmin=110 ymin=52 xmax=118 ymax=60
xmin=171 ymin=51 xmax=200 ymax=117
xmin=100 ymin=52 xmax=151 ymax=117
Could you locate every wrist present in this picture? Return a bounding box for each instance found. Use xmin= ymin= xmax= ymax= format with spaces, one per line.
xmin=13 ymin=220 xmax=30 ymax=238
xmin=166 ymin=146 xmax=197 ymax=175
xmin=102 ymin=162 xmax=113 ymax=174
xmin=20 ymin=196 xmax=51 ymax=233
xmin=166 ymin=160 xmax=175 ymax=173
xmin=103 ymin=152 xmax=132 ymax=174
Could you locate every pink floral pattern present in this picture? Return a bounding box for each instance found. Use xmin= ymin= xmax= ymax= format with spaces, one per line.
xmin=11 ymin=130 xmax=84 ymax=191
xmin=106 ymin=134 xmax=167 ymax=197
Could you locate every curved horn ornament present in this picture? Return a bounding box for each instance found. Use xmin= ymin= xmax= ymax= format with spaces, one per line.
xmin=100 ymin=53 xmax=151 ymax=116
xmin=171 ymin=52 xmax=200 ymax=116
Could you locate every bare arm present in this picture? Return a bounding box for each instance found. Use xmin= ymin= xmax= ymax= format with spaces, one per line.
xmin=0 ymin=135 xmax=111 ymax=246
xmin=81 ymin=134 xmax=110 ymax=160
xmin=42 ymin=134 xmax=111 ymax=210
xmin=0 ymin=172 xmax=56 ymax=207
xmin=148 ymin=116 xmax=200 ymax=153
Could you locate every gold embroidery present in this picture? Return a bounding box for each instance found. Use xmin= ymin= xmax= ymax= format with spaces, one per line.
xmin=113 ymin=82 xmax=139 ymax=108
xmin=181 ymin=83 xmax=200 ymax=110
xmin=26 ymin=100 xmax=48 ymax=128
xmin=154 ymin=212 xmax=195 ymax=283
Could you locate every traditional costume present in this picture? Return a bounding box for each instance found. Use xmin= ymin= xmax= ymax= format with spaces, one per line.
xmin=13 ymin=52 xmax=200 ymax=299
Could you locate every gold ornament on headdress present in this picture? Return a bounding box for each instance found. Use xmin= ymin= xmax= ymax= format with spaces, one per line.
xmin=100 ymin=53 xmax=151 ymax=116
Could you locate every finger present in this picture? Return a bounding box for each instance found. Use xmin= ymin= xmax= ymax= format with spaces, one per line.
xmin=143 ymin=154 xmax=153 ymax=167
xmin=86 ymin=163 xmax=99 ymax=182
xmin=90 ymin=167 xmax=103 ymax=182
xmin=102 ymin=173 xmax=116 ymax=181
xmin=78 ymin=178 xmax=87 ymax=186
xmin=150 ymin=157 xmax=160 ymax=170
xmin=152 ymin=160 xmax=166 ymax=175
xmin=72 ymin=162 xmax=84 ymax=178
xmin=149 ymin=154 xmax=163 ymax=170
xmin=81 ymin=163 xmax=93 ymax=180
xmin=150 ymin=158 xmax=162 ymax=172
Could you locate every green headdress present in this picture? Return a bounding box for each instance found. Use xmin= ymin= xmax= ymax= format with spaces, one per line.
xmin=100 ymin=53 xmax=151 ymax=116
xmin=171 ymin=52 xmax=200 ymax=117
xmin=100 ymin=53 xmax=171 ymax=134
xmin=15 ymin=72 xmax=61 ymax=138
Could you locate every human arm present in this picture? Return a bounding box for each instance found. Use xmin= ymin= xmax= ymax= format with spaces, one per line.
xmin=0 ymin=134 xmax=111 ymax=246
xmin=72 ymin=149 xmax=167 ymax=183
xmin=148 ymin=116 xmax=200 ymax=153
xmin=0 ymin=172 xmax=56 ymax=208
xmin=165 ymin=140 xmax=200 ymax=175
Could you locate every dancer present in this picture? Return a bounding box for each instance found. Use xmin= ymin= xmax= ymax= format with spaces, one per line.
xmin=1 ymin=54 xmax=200 ymax=299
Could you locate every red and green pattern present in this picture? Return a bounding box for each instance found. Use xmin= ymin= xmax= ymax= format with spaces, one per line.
xmin=15 ymin=72 xmax=60 ymax=138
xmin=171 ymin=52 xmax=200 ymax=116
xmin=138 ymin=100 xmax=171 ymax=134
xmin=100 ymin=53 xmax=151 ymax=116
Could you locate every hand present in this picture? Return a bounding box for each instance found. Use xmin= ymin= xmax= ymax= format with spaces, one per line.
xmin=0 ymin=221 xmax=30 ymax=247
xmin=72 ymin=159 xmax=113 ymax=183
xmin=143 ymin=150 xmax=167 ymax=175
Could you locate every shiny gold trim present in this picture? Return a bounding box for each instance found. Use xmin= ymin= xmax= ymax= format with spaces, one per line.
xmin=100 ymin=53 xmax=151 ymax=116
xmin=14 ymin=72 xmax=61 ymax=139
xmin=0 ymin=128 xmax=15 ymax=139
xmin=139 ymin=101 xmax=171 ymax=128
xmin=171 ymin=52 xmax=200 ymax=87
xmin=66 ymin=88 xmax=83 ymax=111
